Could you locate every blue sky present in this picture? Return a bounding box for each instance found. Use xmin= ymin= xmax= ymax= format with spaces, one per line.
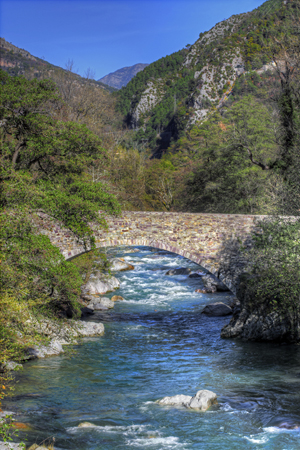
xmin=0 ymin=0 xmax=267 ymax=79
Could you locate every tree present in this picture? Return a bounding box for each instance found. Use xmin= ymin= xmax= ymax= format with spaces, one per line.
xmin=0 ymin=71 xmax=120 ymax=345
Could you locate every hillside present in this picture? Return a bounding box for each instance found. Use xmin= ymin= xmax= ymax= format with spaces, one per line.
xmin=99 ymin=63 xmax=149 ymax=89
xmin=116 ymin=0 xmax=293 ymax=152
xmin=0 ymin=37 xmax=116 ymax=93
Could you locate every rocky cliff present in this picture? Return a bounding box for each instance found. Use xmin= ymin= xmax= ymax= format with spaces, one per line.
xmin=116 ymin=0 xmax=291 ymax=149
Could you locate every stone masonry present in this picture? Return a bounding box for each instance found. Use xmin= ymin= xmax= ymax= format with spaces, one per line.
xmin=34 ymin=211 xmax=264 ymax=294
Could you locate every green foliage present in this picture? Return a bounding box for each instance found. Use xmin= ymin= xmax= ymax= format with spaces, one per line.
xmin=172 ymin=95 xmax=279 ymax=213
xmin=116 ymin=50 xmax=187 ymax=117
xmin=0 ymin=71 xmax=121 ymax=376
xmin=1 ymin=70 xmax=121 ymax=246
xmin=243 ymin=217 xmax=300 ymax=341
xmin=72 ymin=249 xmax=110 ymax=284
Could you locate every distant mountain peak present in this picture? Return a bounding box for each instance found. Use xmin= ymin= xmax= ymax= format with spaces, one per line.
xmin=99 ymin=63 xmax=149 ymax=89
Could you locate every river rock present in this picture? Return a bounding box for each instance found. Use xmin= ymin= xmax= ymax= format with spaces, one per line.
xmin=94 ymin=298 xmax=114 ymax=309
xmin=111 ymin=295 xmax=124 ymax=301
xmin=28 ymin=446 xmax=49 ymax=450
xmin=202 ymin=275 xmax=229 ymax=292
xmin=0 ymin=443 xmax=24 ymax=449
xmin=26 ymin=321 xmax=104 ymax=358
xmin=189 ymin=273 xmax=203 ymax=278
xmin=0 ymin=361 xmax=22 ymax=372
xmin=188 ymin=390 xmax=218 ymax=411
xmin=81 ymin=294 xmax=95 ymax=302
xmin=202 ymin=303 xmax=233 ymax=316
xmin=195 ymin=287 xmax=217 ymax=294
xmin=76 ymin=322 xmax=105 ymax=337
xmin=165 ymin=268 xmax=192 ymax=276
xmin=0 ymin=411 xmax=16 ymax=419
xmin=27 ymin=340 xmax=64 ymax=359
xmin=82 ymin=274 xmax=120 ymax=295
xmin=158 ymin=394 xmax=192 ymax=407
xmin=109 ymin=258 xmax=135 ymax=271
xmin=93 ymin=303 xmax=109 ymax=311
xmin=78 ymin=422 xmax=96 ymax=428
xmin=158 ymin=390 xmax=217 ymax=411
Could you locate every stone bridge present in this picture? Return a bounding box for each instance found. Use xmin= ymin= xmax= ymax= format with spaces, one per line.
xmin=36 ymin=211 xmax=263 ymax=293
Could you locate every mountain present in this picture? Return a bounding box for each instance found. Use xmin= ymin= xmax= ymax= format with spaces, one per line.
xmin=116 ymin=0 xmax=292 ymax=152
xmin=0 ymin=37 xmax=116 ymax=93
xmin=99 ymin=63 xmax=149 ymax=89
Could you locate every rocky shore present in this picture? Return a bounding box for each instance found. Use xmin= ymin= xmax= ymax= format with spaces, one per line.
xmin=220 ymin=283 xmax=299 ymax=342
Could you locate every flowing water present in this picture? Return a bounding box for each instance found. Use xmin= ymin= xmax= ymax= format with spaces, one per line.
xmin=6 ymin=247 xmax=300 ymax=449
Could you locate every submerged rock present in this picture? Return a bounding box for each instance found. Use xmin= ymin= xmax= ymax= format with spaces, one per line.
xmin=78 ymin=422 xmax=96 ymax=428
xmin=189 ymin=273 xmax=203 ymax=279
xmin=165 ymin=268 xmax=192 ymax=276
xmin=202 ymin=303 xmax=233 ymax=316
xmin=157 ymin=389 xmax=217 ymax=411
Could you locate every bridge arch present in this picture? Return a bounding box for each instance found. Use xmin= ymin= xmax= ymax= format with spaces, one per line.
xmin=68 ymin=238 xmax=226 ymax=285
xmin=36 ymin=211 xmax=261 ymax=294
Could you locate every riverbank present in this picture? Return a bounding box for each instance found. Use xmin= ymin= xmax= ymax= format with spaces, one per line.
xmin=2 ymin=247 xmax=300 ymax=450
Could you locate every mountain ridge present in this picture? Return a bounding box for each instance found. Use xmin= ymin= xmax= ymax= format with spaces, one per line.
xmin=116 ymin=0 xmax=293 ymax=151
xmin=0 ymin=37 xmax=116 ymax=93
xmin=99 ymin=63 xmax=149 ymax=89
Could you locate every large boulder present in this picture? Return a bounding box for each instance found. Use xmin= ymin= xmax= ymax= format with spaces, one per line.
xmin=82 ymin=274 xmax=120 ymax=295
xmin=202 ymin=303 xmax=233 ymax=317
xmin=26 ymin=321 xmax=105 ymax=358
xmin=109 ymin=258 xmax=134 ymax=271
xmin=202 ymin=274 xmax=229 ymax=292
xmin=188 ymin=390 xmax=218 ymax=411
xmin=157 ymin=389 xmax=217 ymax=412
xmin=94 ymin=298 xmax=114 ymax=309
xmin=165 ymin=268 xmax=192 ymax=276
xmin=158 ymin=394 xmax=192 ymax=407
xmin=27 ymin=340 xmax=64 ymax=359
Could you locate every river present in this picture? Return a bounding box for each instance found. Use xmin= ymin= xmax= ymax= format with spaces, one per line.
xmin=6 ymin=246 xmax=300 ymax=449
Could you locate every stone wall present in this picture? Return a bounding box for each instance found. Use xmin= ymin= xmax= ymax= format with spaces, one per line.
xmin=34 ymin=211 xmax=264 ymax=293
